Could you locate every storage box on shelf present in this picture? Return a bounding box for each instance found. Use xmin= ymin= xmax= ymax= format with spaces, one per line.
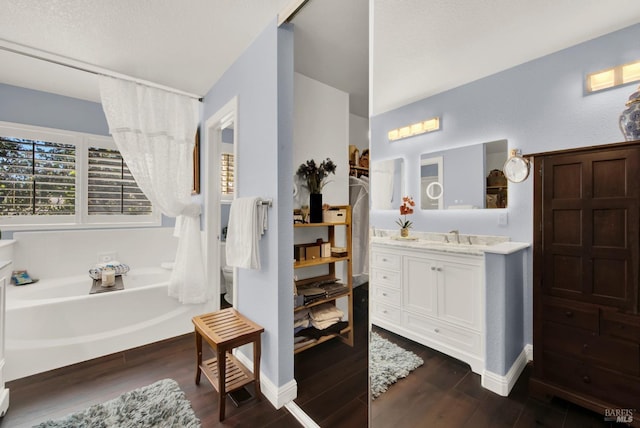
xmin=293 ymin=205 xmax=353 ymax=354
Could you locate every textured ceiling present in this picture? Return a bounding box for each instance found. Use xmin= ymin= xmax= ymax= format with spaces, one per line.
xmin=0 ymin=0 xmax=370 ymax=117
xmin=0 ymin=0 xmax=291 ymax=100
xmin=372 ymin=0 xmax=640 ymax=115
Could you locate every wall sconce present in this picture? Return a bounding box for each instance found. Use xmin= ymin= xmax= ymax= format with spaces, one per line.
xmin=586 ymin=60 xmax=640 ymax=93
xmin=388 ymin=117 xmax=440 ymax=141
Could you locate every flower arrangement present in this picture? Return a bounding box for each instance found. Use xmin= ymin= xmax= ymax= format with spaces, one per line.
xmin=395 ymin=196 xmax=415 ymax=229
xmin=296 ymin=158 xmax=337 ymax=194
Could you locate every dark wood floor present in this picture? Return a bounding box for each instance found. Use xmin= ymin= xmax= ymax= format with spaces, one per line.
xmin=0 ymin=293 xmax=368 ymax=428
xmin=371 ymin=326 xmax=631 ymax=428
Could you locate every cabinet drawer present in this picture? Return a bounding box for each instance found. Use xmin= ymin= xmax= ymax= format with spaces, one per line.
xmin=403 ymin=312 xmax=481 ymax=357
xmin=371 ymin=285 xmax=401 ymax=306
xmin=601 ymin=310 xmax=640 ymax=344
xmin=542 ymin=297 xmax=599 ymax=332
xmin=542 ymin=351 xmax=640 ymax=409
xmin=370 ymin=268 xmax=400 ymax=289
xmin=543 ymin=321 xmax=639 ymax=376
xmin=371 ymin=301 xmax=401 ymax=325
xmin=370 ymin=251 xmax=401 ymax=271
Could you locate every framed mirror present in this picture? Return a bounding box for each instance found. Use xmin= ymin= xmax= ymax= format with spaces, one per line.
xmin=371 ymin=158 xmax=404 ymax=210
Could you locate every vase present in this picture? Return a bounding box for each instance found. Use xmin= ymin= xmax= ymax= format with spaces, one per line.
xmin=400 ymin=227 xmax=409 ymax=238
xmin=619 ymin=85 xmax=640 ymax=141
xmin=310 ymin=193 xmax=323 ymax=223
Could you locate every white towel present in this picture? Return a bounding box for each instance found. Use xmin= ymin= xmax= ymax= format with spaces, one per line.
xmin=226 ymin=197 xmax=268 ymax=269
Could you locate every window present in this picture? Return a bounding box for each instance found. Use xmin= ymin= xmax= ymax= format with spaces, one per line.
xmin=0 ymin=122 xmax=159 ymax=230
xmin=0 ymin=136 xmax=76 ymax=216
xmin=87 ymin=147 xmax=152 ymax=215
xmin=220 ymin=152 xmax=234 ymax=196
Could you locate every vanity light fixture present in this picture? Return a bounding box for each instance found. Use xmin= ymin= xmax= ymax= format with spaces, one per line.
xmin=503 ymin=149 xmax=530 ymax=183
xmin=587 ymin=60 xmax=640 ymax=93
xmin=388 ymin=117 xmax=440 ymax=141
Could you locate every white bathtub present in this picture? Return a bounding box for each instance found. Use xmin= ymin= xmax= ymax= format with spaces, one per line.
xmin=5 ymin=267 xmax=214 ymax=381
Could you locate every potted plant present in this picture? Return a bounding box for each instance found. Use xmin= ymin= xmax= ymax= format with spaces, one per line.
xmin=296 ymin=158 xmax=336 ymax=223
xmin=396 ymin=196 xmax=415 ymax=237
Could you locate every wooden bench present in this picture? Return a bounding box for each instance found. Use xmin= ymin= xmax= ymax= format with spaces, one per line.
xmin=192 ymin=308 xmax=264 ymax=421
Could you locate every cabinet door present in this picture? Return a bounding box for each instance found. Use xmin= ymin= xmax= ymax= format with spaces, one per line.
xmin=540 ymin=148 xmax=640 ymax=311
xmin=437 ymin=260 xmax=481 ymax=331
xmin=403 ymin=255 xmax=438 ymax=317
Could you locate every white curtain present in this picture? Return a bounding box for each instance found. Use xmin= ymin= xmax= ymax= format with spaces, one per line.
xmin=99 ymin=76 xmax=208 ymax=304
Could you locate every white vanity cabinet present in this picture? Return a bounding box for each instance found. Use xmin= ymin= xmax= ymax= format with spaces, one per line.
xmin=0 ymin=261 xmax=10 ymax=417
xmin=370 ymin=243 xmax=484 ymax=373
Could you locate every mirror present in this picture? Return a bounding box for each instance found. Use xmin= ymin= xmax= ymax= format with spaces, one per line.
xmin=371 ymin=158 xmax=404 ymax=210
xmin=419 ymin=140 xmax=508 ymax=209
xmin=420 ymin=156 xmax=443 ymax=210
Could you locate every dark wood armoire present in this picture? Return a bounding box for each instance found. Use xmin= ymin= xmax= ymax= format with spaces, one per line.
xmin=530 ymin=141 xmax=640 ymax=426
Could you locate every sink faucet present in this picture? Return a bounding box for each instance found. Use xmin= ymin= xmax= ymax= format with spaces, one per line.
xmin=449 ymin=229 xmax=460 ymax=244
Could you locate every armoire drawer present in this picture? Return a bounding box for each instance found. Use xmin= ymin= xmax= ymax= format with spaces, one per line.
xmin=370 ymin=250 xmax=401 ymax=271
xmin=403 ymin=311 xmax=481 ymax=357
xmin=371 ymin=301 xmax=401 ymax=325
xmin=601 ymin=310 xmax=640 ymax=344
xmin=542 ymin=297 xmax=599 ymax=332
xmin=542 ymin=351 xmax=640 ymax=409
xmin=543 ymin=321 xmax=640 ymax=376
xmin=371 ymin=285 xmax=401 ymax=306
xmin=370 ymin=268 xmax=400 ymax=289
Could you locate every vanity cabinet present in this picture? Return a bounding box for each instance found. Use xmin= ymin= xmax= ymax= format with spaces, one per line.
xmin=370 ymin=243 xmax=484 ymax=373
xmin=0 ymin=261 xmax=10 ymax=417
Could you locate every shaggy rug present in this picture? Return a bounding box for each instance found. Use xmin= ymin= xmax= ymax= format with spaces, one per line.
xmin=370 ymin=331 xmax=424 ymax=399
xmin=33 ymin=379 xmax=201 ymax=428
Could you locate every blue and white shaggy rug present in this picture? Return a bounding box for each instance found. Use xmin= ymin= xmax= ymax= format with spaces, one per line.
xmin=370 ymin=331 xmax=424 ymax=399
xmin=34 ymin=379 xmax=201 ymax=428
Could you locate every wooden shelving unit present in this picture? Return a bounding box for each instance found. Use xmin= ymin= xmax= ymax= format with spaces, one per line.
xmin=293 ymin=205 xmax=353 ymax=354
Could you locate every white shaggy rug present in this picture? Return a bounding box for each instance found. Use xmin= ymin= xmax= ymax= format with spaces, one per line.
xmin=33 ymin=378 xmax=201 ymax=428
xmin=370 ymin=331 xmax=424 ymax=399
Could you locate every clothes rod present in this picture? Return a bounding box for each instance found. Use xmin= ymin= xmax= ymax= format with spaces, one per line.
xmin=0 ymin=38 xmax=203 ymax=101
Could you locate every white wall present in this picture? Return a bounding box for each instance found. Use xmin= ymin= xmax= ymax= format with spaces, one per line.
xmin=350 ymin=113 xmax=369 ymax=152
xmin=293 ymin=72 xmax=349 ymax=209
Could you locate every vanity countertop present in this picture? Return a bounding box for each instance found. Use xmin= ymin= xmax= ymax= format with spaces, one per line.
xmin=371 ymin=235 xmax=530 ymax=256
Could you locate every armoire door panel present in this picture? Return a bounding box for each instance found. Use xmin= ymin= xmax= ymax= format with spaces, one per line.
xmin=592 ymin=158 xmax=628 ymax=198
xmin=550 ymin=254 xmax=582 ymax=294
xmin=552 ymin=210 xmax=582 ymax=245
xmin=542 ymin=148 xmax=639 ymax=311
xmin=551 ymin=163 xmax=583 ymax=199
xmin=592 ymin=208 xmax=627 ymax=248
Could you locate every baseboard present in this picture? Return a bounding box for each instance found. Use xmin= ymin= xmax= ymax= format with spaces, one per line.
xmin=525 ymin=344 xmax=533 ymax=361
xmin=234 ymin=349 xmax=298 ymax=409
xmin=284 ymin=401 xmax=321 ymax=428
xmin=482 ymin=346 xmax=530 ymax=396
xmin=0 ymin=388 xmax=9 ymax=417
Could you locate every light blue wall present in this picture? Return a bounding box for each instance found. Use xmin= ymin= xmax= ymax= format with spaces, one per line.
xmin=201 ymin=18 xmax=294 ymax=387
xmin=0 ymin=83 xmax=109 ymax=135
xmin=371 ymin=23 xmax=640 ymax=347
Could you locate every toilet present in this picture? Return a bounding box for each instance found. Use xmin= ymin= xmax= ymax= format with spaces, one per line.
xmin=220 ymin=242 xmax=234 ymax=305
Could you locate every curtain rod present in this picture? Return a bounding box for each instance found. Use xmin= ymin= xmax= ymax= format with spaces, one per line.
xmin=0 ymin=39 xmax=203 ymax=101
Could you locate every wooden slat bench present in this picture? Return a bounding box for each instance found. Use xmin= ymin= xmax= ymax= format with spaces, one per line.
xmin=192 ymin=308 xmax=264 ymax=421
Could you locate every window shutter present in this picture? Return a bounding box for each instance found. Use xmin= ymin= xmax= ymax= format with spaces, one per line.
xmin=0 ymin=136 xmax=76 ymax=215
xmin=87 ymin=147 xmax=152 ymax=215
